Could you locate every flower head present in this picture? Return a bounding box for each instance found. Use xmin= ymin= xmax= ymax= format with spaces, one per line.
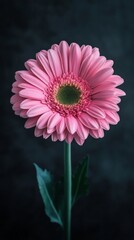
xmin=10 ymin=41 xmax=125 ymax=145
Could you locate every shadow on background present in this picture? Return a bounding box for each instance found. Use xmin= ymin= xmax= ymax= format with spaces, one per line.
xmin=0 ymin=0 xmax=133 ymax=239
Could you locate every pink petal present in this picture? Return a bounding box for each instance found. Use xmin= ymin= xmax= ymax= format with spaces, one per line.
xmin=19 ymin=70 xmax=47 ymax=90
xmin=105 ymin=111 xmax=120 ymax=125
xmin=15 ymin=72 xmax=24 ymax=82
xmin=15 ymin=110 xmax=21 ymax=116
xmin=92 ymin=47 xmax=100 ymax=56
xmin=114 ymin=88 xmax=126 ymax=96
xmin=57 ymin=131 xmax=67 ymax=141
xmin=65 ymin=132 xmax=73 ymax=144
xmin=40 ymin=50 xmax=47 ymax=56
xmin=81 ymin=45 xmax=92 ymax=59
xmin=98 ymin=128 xmax=104 ymax=138
xmin=34 ymin=127 xmax=43 ymax=137
xmin=43 ymin=129 xmax=51 ymax=139
xmin=24 ymin=59 xmax=38 ymax=70
xmin=79 ymin=49 xmax=100 ymax=80
xmin=19 ymin=89 xmax=44 ymax=100
xmin=12 ymin=86 xmax=20 ymax=93
xmin=102 ymin=60 xmax=114 ymax=69
xmin=20 ymin=110 xmax=27 ymax=118
xmin=66 ymin=115 xmax=78 ymax=134
xmin=12 ymin=80 xmax=20 ymax=87
xmin=76 ymin=120 xmax=89 ymax=139
xmin=84 ymin=48 xmax=100 ymax=75
xmin=10 ymin=94 xmax=23 ymax=104
xmin=36 ymin=52 xmax=53 ymax=79
xmin=90 ymin=68 xmax=114 ymax=88
xmin=91 ymin=83 xmax=115 ymax=94
xmin=69 ymin=43 xmax=82 ymax=75
xmin=18 ymin=82 xmax=37 ymax=89
xmin=20 ymin=99 xmax=41 ymax=109
xmin=24 ymin=117 xmax=38 ymax=129
xmin=47 ymin=49 xmax=62 ymax=77
xmin=107 ymin=75 xmax=124 ymax=86
xmin=92 ymin=90 xmax=115 ymax=100
xmin=56 ymin=117 xmax=66 ymax=134
xmin=51 ymin=132 xmax=58 ymax=142
xmin=47 ymin=128 xmax=56 ymax=134
xmin=89 ymin=129 xmax=99 ymax=138
xmin=78 ymin=112 xmax=99 ymax=129
xmin=88 ymin=56 xmax=106 ymax=77
xmin=59 ymin=41 xmax=69 ymax=74
xmin=47 ymin=112 xmax=61 ymax=129
xmin=99 ymin=119 xmax=110 ymax=130
xmin=27 ymin=105 xmax=49 ymax=117
xmin=107 ymin=97 xmax=121 ymax=104
xmin=88 ymin=105 xmax=106 ymax=118
xmin=74 ymin=133 xmax=85 ymax=145
xmin=30 ymin=67 xmax=49 ymax=85
xmin=12 ymin=102 xmax=20 ymax=111
xmin=81 ymin=45 xmax=85 ymax=50
xmin=36 ymin=111 xmax=52 ymax=129
xmin=92 ymin=100 xmax=120 ymax=111
xmin=51 ymin=44 xmax=59 ymax=50
xmin=51 ymin=44 xmax=64 ymax=73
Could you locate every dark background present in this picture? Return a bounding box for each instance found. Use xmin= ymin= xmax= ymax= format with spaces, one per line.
xmin=0 ymin=0 xmax=133 ymax=239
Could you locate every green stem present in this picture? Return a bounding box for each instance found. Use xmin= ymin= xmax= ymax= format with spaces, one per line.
xmin=64 ymin=142 xmax=72 ymax=240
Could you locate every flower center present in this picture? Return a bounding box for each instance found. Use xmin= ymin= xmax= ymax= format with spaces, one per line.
xmin=45 ymin=73 xmax=91 ymax=116
xmin=56 ymin=85 xmax=81 ymax=105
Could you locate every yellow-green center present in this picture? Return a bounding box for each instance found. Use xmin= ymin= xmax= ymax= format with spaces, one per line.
xmin=56 ymin=85 xmax=81 ymax=105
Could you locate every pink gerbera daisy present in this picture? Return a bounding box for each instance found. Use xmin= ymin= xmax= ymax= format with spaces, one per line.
xmin=10 ymin=41 xmax=126 ymax=145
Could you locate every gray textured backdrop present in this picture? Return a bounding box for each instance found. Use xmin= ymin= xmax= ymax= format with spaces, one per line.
xmin=0 ymin=0 xmax=133 ymax=239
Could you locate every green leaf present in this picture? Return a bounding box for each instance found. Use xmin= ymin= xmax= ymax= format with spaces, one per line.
xmin=72 ymin=155 xmax=89 ymax=206
xmin=34 ymin=164 xmax=63 ymax=227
